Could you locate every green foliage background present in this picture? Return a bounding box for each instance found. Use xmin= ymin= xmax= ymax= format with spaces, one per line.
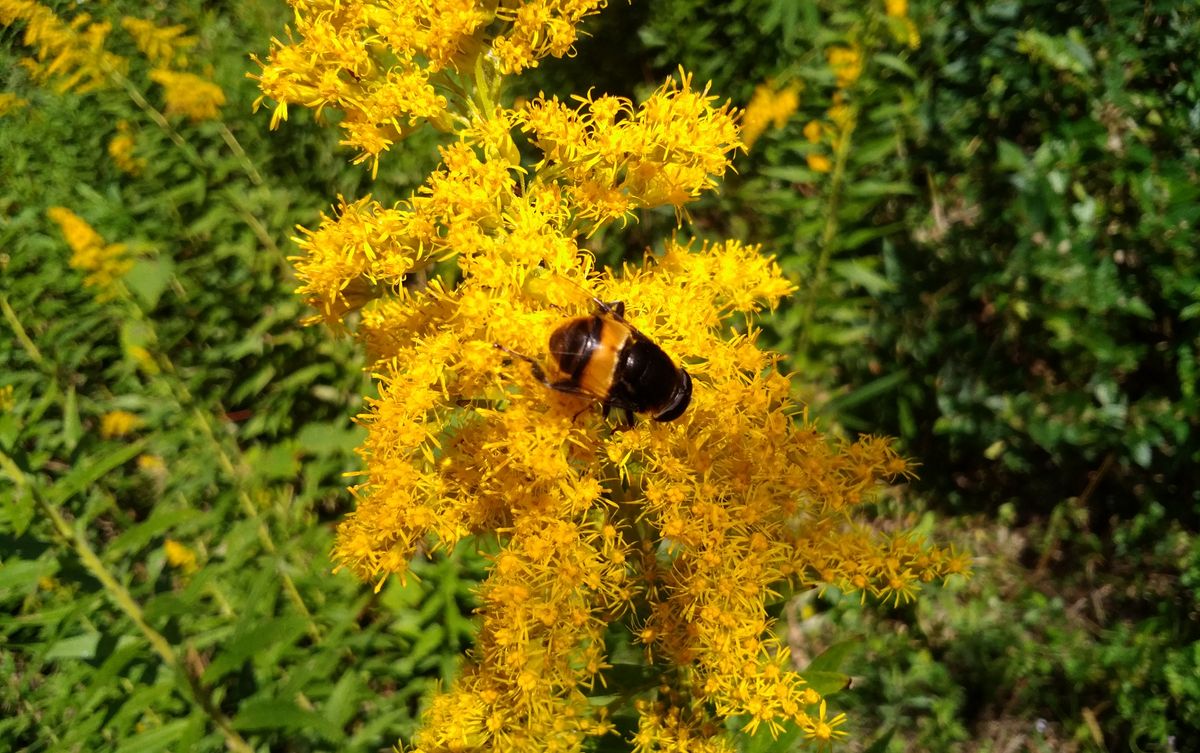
xmin=2 ymin=1 xmax=1198 ymax=752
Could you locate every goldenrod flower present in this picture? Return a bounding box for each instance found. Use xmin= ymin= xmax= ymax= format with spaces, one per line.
xmin=491 ymin=0 xmax=609 ymax=74
xmin=138 ymin=453 xmax=167 ymax=474
xmin=741 ymin=81 xmax=800 ymax=150
xmin=0 ymin=92 xmax=30 ymax=117
xmin=108 ymin=120 xmax=146 ymax=175
xmin=883 ymin=0 xmax=920 ymax=48
xmin=521 ymin=72 xmax=742 ymax=225
xmin=254 ymin=0 xmax=611 ymax=171
xmin=47 ymin=207 xmax=132 ymax=298
xmin=263 ymin=5 xmax=963 ymax=748
xmin=305 ymin=84 xmax=954 ymax=750
xmin=99 ymin=410 xmax=142 ymax=438
xmin=149 ymin=68 xmax=225 ymax=122
xmin=806 ymin=153 xmax=832 ymax=173
xmin=0 ymin=385 xmax=14 ymax=412
xmin=164 ymin=538 xmax=199 ymax=574
xmin=826 ymin=45 xmax=862 ymax=89
xmin=121 ymin=16 xmax=197 ymax=68
xmin=1 ymin=0 xmax=126 ymax=93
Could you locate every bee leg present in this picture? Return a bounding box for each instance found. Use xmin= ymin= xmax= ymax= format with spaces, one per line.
xmin=623 ymin=407 xmax=636 ymax=428
xmin=494 ymin=343 xmax=550 ymax=385
xmin=572 ymin=404 xmax=595 ymax=422
xmin=592 ymin=298 xmax=626 ymax=320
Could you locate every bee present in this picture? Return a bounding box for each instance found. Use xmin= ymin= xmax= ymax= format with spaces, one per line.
xmin=496 ymin=299 xmax=692 ymax=426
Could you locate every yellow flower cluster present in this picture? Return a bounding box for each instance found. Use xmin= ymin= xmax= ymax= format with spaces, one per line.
xmin=826 ymin=46 xmax=862 ymax=90
xmin=803 ymin=96 xmax=856 ymax=175
xmin=254 ymin=0 xmax=607 ymax=172
xmin=0 ymin=92 xmax=30 ymax=117
xmin=884 ymin=0 xmax=921 ymax=49
xmin=149 ymin=68 xmax=226 ymax=122
xmin=263 ymin=4 xmax=964 ymax=750
xmin=47 ymin=207 xmax=132 ymax=299
xmin=521 ymin=75 xmax=742 ymax=225
xmin=490 ymin=0 xmax=608 ymax=74
xmin=741 ymin=81 xmax=801 ymax=150
xmin=123 ymin=14 xmax=224 ymax=123
xmin=0 ymin=0 xmax=126 ymax=93
xmin=164 ymin=538 xmax=199 ymax=574
xmin=99 ymin=409 xmax=142 ymax=438
xmin=108 ymin=120 xmax=146 ymax=175
xmin=121 ymin=16 xmax=197 ymax=68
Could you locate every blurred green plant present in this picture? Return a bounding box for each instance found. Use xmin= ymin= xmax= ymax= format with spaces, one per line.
xmin=634 ymin=0 xmax=1200 ymax=750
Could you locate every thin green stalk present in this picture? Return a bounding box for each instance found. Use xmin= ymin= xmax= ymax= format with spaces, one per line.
xmin=795 ymin=111 xmax=856 ymax=360
xmin=217 ymin=123 xmax=265 ymax=186
xmin=106 ymin=67 xmax=206 ymax=171
xmin=0 ymin=295 xmax=45 ymax=367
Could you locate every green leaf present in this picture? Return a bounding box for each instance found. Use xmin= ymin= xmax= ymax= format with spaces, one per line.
xmin=0 ymin=558 xmax=55 ymax=596
xmin=846 ymin=180 xmax=915 ymax=198
xmin=2 ymin=483 xmax=35 ymax=536
xmin=874 ymin=52 xmax=917 ymax=79
xmin=863 ymin=729 xmax=897 ymax=753
xmin=832 ymin=259 xmax=895 ymax=295
xmin=202 ymin=616 xmax=310 ymax=683
xmin=47 ymin=439 xmax=147 ymax=507
xmin=805 ymin=637 xmax=863 ymax=673
xmin=761 ymin=165 xmax=819 ymax=183
xmin=798 ymin=670 xmax=852 ymax=697
xmin=823 ymin=370 xmax=910 ymax=415
xmin=45 ymin=632 xmax=101 ymax=660
xmin=113 ymin=720 xmax=190 ymax=753
xmin=105 ymin=506 xmax=198 ymax=560
xmin=125 ymin=258 xmax=173 ymax=310
xmin=836 ymin=223 xmax=904 ymax=252
xmin=63 ymin=384 xmax=81 ymax=450
xmin=297 ymin=421 xmax=362 ymax=457
xmin=232 ymin=698 xmax=342 ymax=740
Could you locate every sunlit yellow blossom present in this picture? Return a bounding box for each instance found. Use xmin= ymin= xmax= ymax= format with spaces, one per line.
xmin=521 ymin=71 xmax=742 ymax=225
xmin=827 ymin=45 xmax=862 ymax=89
xmin=264 ymin=4 xmax=963 ymax=747
xmin=883 ymin=0 xmax=920 ymax=47
xmin=47 ymin=207 xmax=132 ymax=298
xmin=108 ymin=120 xmax=146 ymax=175
xmin=0 ymin=385 xmax=14 ymax=412
xmin=120 ymin=16 xmax=196 ymax=68
xmin=491 ymin=0 xmax=608 ymax=74
xmin=252 ymin=0 xmax=471 ymax=170
xmin=149 ymin=68 xmax=225 ymax=121
xmin=254 ymin=0 xmax=611 ymax=170
xmin=0 ymin=92 xmax=29 ymax=117
xmin=125 ymin=344 xmax=160 ymax=375
xmin=801 ymin=699 xmax=848 ymax=742
xmin=99 ymin=410 xmax=141 ymax=438
xmin=807 ymin=153 xmax=832 ymax=173
xmin=138 ymin=453 xmax=167 ymax=473
xmin=1 ymin=0 xmax=126 ymax=93
xmin=164 ymin=539 xmax=199 ymax=574
xmin=741 ymin=80 xmax=801 ymax=150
